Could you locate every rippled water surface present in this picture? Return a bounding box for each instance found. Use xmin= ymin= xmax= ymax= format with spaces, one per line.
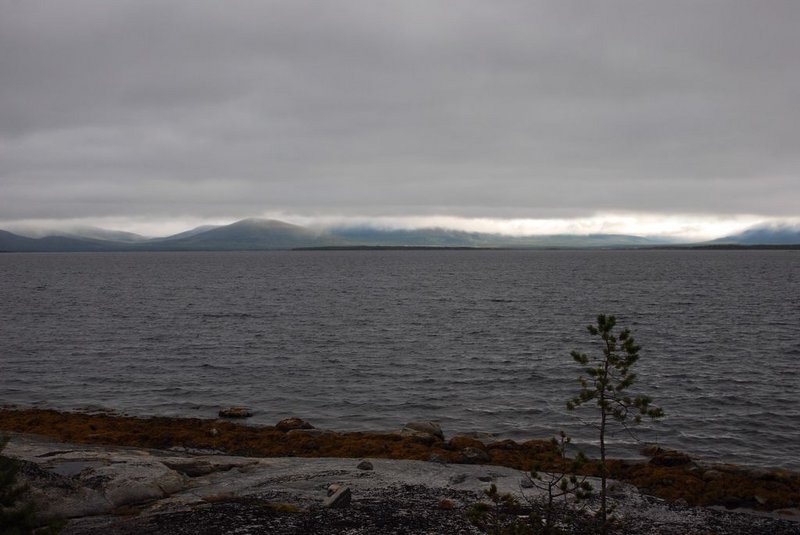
xmin=1 ymin=250 xmax=798 ymax=469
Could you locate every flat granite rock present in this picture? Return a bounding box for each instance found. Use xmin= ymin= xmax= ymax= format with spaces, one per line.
xmin=4 ymin=433 xmax=800 ymax=535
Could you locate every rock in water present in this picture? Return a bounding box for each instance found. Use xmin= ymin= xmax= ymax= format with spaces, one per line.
xmin=276 ymin=417 xmax=314 ymax=432
xmin=401 ymin=421 xmax=444 ymax=440
xmin=218 ymin=407 xmax=253 ymax=418
xmin=323 ymin=486 xmax=351 ymax=508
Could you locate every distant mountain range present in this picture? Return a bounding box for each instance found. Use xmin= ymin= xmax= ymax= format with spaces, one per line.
xmin=707 ymin=224 xmax=800 ymax=246
xmin=0 ymin=218 xmax=798 ymax=252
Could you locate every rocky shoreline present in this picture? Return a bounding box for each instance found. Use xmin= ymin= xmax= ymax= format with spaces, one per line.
xmin=2 ymin=408 xmax=799 ymax=534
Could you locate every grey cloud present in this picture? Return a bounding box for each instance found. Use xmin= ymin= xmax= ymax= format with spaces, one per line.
xmin=1 ymin=0 xmax=798 ymax=225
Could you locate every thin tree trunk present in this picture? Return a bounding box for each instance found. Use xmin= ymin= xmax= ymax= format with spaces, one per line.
xmin=599 ymin=336 xmax=612 ymax=535
xmin=600 ymin=408 xmax=607 ymax=534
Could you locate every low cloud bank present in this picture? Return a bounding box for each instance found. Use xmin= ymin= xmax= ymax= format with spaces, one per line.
xmin=3 ymin=213 xmax=799 ymax=242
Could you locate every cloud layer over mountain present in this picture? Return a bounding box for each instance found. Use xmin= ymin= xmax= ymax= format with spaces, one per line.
xmin=1 ymin=1 xmax=798 ymax=236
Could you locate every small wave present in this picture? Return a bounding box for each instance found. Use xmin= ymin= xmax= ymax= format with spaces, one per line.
xmin=200 ymin=312 xmax=254 ymax=318
xmin=199 ymin=363 xmax=229 ymax=370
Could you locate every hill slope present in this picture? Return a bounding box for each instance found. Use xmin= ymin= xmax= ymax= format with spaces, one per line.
xmin=713 ymin=225 xmax=800 ymax=245
xmin=0 ymin=230 xmax=126 ymax=252
xmin=142 ymin=219 xmax=340 ymax=250
xmin=1 ymin=219 xmax=673 ymax=251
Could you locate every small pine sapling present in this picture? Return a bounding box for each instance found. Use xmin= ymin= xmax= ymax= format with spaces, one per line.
xmin=523 ymin=431 xmax=592 ymax=534
xmin=567 ymin=314 xmax=664 ymax=534
xmin=467 ymin=484 xmax=532 ymax=535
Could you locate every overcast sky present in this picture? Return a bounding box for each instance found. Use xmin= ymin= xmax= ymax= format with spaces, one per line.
xmin=1 ymin=1 xmax=798 ymax=238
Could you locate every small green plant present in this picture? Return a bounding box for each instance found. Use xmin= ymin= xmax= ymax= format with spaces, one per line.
xmin=467 ymin=484 xmax=533 ymax=535
xmin=567 ymin=314 xmax=664 ymax=534
xmin=1 ymin=436 xmax=36 ymax=535
xmin=523 ymin=431 xmax=593 ymax=534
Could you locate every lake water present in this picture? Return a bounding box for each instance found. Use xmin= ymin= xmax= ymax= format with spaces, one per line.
xmin=1 ymin=250 xmax=798 ymax=469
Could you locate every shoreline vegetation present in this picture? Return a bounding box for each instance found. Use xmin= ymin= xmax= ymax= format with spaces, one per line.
xmin=2 ymin=407 xmax=798 ymax=513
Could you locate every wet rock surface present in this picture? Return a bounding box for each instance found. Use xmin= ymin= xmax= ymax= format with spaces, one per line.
xmin=217 ymin=407 xmax=253 ymax=419
xmin=401 ymin=420 xmax=445 ymax=441
xmin=275 ymin=417 xmax=314 ymax=432
xmin=4 ymin=434 xmax=800 ymax=535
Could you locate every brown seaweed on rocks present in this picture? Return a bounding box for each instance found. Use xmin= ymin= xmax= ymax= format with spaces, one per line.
xmin=1 ymin=408 xmax=799 ymax=512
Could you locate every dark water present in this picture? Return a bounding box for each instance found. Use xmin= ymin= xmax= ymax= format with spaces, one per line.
xmin=1 ymin=250 xmax=798 ymax=469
